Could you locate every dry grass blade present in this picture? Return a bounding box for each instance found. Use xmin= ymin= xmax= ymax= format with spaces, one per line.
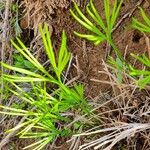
xmin=76 ymin=123 xmax=150 ymax=150
xmin=70 ymin=59 xmax=150 ymax=150
xmin=0 ymin=0 xmax=10 ymax=103
xmin=0 ymin=117 xmax=25 ymax=149
xmin=20 ymin=0 xmax=88 ymax=35
xmin=20 ymin=0 xmax=69 ymax=34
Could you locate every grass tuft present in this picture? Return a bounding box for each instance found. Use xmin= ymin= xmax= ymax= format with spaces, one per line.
xmin=0 ymin=23 xmax=90 ymax=150
xmin=70 ymin=0 xmax=123 ymax=60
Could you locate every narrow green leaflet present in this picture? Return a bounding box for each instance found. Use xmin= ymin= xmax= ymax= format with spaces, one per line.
xmin=0 ymin=23 xmax=90 ymax=150
xmin=39 ymin=24 xmax=57 ymax=71
xmin=132 ymin=7 xmax=150 ymax=33
xmin=57 ymin=30 xmax=71 ymax=79
xmin=70 ymin=0 xmax=123 ymax=60
xmin=130 ymin=54 xmax=150 ymax=88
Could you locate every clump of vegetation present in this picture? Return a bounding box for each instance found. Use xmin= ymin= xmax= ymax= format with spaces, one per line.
xmin=130 ymin=53 xmax=150 ymax=88
xmin=0 ymin=23 xmax=90 ymax=150
xmin=130 ymin=8 xmax=150 ymax=88
xmin=70 ymin=0 xmax=123 ymax=60
xmin=70 ymin=1 xmax=150 ymax=150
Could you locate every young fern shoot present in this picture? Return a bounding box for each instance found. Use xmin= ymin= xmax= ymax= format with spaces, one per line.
xmin=70 ymin=0 xmax=123 ymax=60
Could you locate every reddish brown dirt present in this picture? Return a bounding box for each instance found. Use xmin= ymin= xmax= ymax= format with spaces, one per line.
xmin=50 ymin=0 xmax=148 ymax=98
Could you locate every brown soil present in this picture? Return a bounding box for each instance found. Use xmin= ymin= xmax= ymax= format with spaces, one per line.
xmin=50 ymin=0 xmax=148 ymax=98
xmin=18 ymin=0 xmax=149 ymax=99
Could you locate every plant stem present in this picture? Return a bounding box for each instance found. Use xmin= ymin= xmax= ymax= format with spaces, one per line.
xmin=107 ymin=36 xmax=124 ymax=61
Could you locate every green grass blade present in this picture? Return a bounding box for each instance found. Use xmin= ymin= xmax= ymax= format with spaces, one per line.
xmin=20 ymin=132 xmax=50 ymax=138
xmin=0 ymin=105 xmax=27 ymax=113
xmin=132 ymin=18 xmax=150 ymax=32
xmin=19 ymin=121 xmax=39 ymax=137
xmin=89 ymin=0 xmax=106 ymax=31
xmin=57 ymin=31 xmax=70 ymax=78
xmin=58 ymin=53 xmax=70 ymax=78
xmin=2 ymin=63 xmax=57 ymax=83
xmin=58 ymin=31 xmax=67 ymax=68
xmin=131 ymin=53 xmax=150 ymax=67
xmin=130 ymin=69 xmax=150 ymax=76
xmin=9 ymin=89 xmax=33 ymax=104
xmin=142 ymin=55 xmax=150 ymax=67
xmin=140 ymin=8 xmax=150 ymax=28
xmin=2 ymin=62 xmax=43 ymax=78
xmin=104 ymin=0 xmax=110 ymax=31
xmin=23 ymin=137 xmax=52 ymax=150
xmin=39 ymin=24 xmax=56 ymax=70
xmin=74 ymin=31 xmax=104 ymax=41
xmin=94 ymin=39 xmax=104 ymax=45
xmin=44 ymin=23 xmax=57 ymax=69
xmin=16 ymin=38 xmax=44 ymax=70
xmin=11 ymin=40 xmax=40 ymax=69
xmin=3 ymin=75 xmax=49 ymax=82
xmin=32 ymin=137 xmax=53 ymax=150
xmin=111 ymin=0 xmax=123 ymax=29
xmin=11 ymin=39 xmax=56 ymax=80
xmin=0 ymin=112 xmax=28 ymax=116
xmin=70 ymin=8 xmax=105 ymax=37
xmin=7 ymin=121 xmax=33 ymax=133
xmin=74 ymin=2 xmax=95 ymax=27
xmin=9 ymin=82 xmax=35 ymax=103
xmin=137 ymin=75 xmax=150 ymax=88
xmin=23 ymin=138 xmax=47 ymax=150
